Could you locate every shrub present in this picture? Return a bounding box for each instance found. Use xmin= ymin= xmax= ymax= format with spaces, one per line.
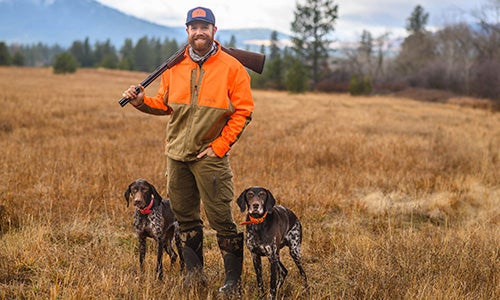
xmin=53 ymin=52 xmax=78 ymax=74
xmin=349 ymin=74 xmax=372 ymax=95
xmin=470 ymin=60 xmax=500 ymax=100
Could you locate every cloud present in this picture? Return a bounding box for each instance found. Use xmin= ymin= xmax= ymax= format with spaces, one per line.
xmin=96 ymin=0 xmax=487 ymax=43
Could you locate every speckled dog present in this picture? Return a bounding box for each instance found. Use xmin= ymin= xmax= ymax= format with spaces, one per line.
xmin=124 ymin=179 xmax=184 ymax=279
xmin=237 ymin=186 xmax=308 ymax=299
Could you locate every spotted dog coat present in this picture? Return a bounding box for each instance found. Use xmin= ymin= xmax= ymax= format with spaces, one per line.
xmin=124 ymin=179 xmax=184 ymax=280
xmin=237 ymin=186 xmax=308 ymax=299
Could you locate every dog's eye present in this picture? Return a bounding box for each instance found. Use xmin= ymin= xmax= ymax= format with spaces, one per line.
xmin=246 ymin=191 xmax=254 ymax=198
xmin=258 ymin=191 xmax=267 ymax=199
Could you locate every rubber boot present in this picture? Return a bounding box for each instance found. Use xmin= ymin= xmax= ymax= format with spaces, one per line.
xmin=180 ymin=226 xmax=206 ymax=289
xmin=217 ymin=232 xmax=244 ymax=298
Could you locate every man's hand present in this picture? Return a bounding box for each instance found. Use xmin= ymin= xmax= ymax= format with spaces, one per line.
xmin=197 ymin=147 xmax=217 ymax=159
xmin=122 ymin=85 xmax=145 ymax=107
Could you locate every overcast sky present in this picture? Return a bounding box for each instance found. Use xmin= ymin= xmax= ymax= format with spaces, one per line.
xmin=96 ymin=0 xmax=487 ymax=41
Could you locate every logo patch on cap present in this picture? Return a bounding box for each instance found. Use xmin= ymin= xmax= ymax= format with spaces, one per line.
xmin=192 ymin=8 xmax=207 ymax=18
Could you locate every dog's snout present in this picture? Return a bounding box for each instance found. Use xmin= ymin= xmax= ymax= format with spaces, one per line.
xmin=133 ymin=198 xmax=142 ymax=206
xmin=252 ymin=203 xmax=260 ymax=210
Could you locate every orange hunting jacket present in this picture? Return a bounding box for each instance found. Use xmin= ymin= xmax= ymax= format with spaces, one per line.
xmin=136 ymin=41 xmax=254 ymax=162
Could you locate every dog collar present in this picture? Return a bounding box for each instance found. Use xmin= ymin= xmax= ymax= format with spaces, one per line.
xmin=138 ymin=199 xmax=154 ymax=215
xmin=241 ymin=211 xmax=268 ymax=225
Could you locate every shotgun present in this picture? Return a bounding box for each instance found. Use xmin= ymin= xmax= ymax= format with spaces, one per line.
xmin=118 ymin=45 xmax=265 ymax=107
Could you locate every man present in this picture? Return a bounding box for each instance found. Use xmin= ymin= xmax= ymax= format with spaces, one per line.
xmin=122 ymin=6 xmax=253 ymax=296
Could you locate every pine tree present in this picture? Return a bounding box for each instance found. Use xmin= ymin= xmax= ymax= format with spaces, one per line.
xmin=396 ymin=5 xmax=435 ymax=76
xmin=406 ymin=5 xmax=429 ymax=35
xmin=290 ymin=0 xmax=338 ymax=88
xmin=0 ymin=42 xmax=11 ymax=65
xmin=12 ymin=51 xmax=25 ymax=66
xmin=264 ymin=31 xmax=285 ymax=90
xmin=119 ymin=39 xmax=135 ymax=70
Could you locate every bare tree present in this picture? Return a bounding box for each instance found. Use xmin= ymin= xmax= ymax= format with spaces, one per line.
xmin=434 ymin=24 xmax=477 ymax=93
xmin=470 ymin=0 xmax=500 ymax=99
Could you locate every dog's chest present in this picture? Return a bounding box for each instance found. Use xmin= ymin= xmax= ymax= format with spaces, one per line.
xmin=245 ymin=226 xmax=278 ymax=256
xmin=134 ymin=210 xmax=164 ymax=236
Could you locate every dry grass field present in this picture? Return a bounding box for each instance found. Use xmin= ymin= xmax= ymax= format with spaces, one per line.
xmin=1 ymin=67 xmax=499 ymax=299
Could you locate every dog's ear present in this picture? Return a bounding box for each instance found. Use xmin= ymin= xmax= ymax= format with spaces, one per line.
xmin=124 ymin=184 xmax=132 ymax=207
xmin=265 ymin=188 xmax=276 ymax=212
xmin=148 ymin=181 xmax=162 ymax=202
xmin=237 ymin=188 xmax=249 ymax=213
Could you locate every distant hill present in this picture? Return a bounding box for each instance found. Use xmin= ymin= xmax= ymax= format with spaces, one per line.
xmin=1 ymin=0 xmax=288 ymax=50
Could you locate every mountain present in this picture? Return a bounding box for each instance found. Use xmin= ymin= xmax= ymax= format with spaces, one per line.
xmin=1 ymin=0 xmax=288 ymax=50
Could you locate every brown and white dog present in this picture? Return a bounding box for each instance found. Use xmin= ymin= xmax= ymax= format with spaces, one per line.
xmin=124 ymin=179 xmax=184 ymax=279
xmin=237 ymin=186 xmax=309 ymax=299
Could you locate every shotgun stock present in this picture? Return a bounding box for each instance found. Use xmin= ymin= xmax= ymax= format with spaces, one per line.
xmin=119 ymin=45 xmax=266 ymax=107
xmin=221 ymin=46 xmax=266 ymax=74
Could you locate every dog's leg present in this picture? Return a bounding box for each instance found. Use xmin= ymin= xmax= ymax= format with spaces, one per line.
xmin=163 ymin=227 xmax=178 ymax=266
xmin=155 ymin=237 xmax=165 ymax=280
xmin=288 ymin=223 xmax=309 ymax=292
xmin=268 ymin=251 xmax=280 ymax=300
xmin=174 ymin=228 xmax=185 ymax=272
xmin=138 ymin=235 xmax=147 ymax=273
xmin=290 ymin=247 xmax=308 ymax=291
xmin=277 ymin=259 xmax=288 ymax=289
xmin=251 ymin=252 xmax=265 ymax=298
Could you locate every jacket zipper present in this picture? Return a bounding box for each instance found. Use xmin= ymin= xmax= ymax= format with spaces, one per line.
xmin=183 ymin=65 xmax=204 ymax=155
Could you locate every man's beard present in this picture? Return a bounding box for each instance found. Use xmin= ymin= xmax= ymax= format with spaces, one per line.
xmin=189 ymin=36 xmax=213 ymax=55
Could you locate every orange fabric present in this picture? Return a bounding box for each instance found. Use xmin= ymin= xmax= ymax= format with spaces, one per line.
xmin=143 ymin=41 xmax=254 ymax=161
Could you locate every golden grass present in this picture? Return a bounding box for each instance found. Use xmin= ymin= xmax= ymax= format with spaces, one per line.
xmin=1 ymin=67 xmax=499 ymax=299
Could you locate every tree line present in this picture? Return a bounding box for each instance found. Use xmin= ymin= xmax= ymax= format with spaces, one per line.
xmin=1 ymin=0 xmax=499 ymax=101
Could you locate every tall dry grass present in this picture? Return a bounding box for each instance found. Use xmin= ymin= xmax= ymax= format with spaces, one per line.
xmin=0 ymin=67 xmax=499 ymax=299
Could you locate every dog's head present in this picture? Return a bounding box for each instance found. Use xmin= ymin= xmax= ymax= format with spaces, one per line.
xmin=124 ymin=179 xmax=162 ymax=210
xmin=237 ymin=186 xmax=276 ymax=217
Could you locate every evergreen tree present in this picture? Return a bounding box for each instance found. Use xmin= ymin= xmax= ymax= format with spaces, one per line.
xmin=134 ymin=36 xmax=155 ymax=72
xmin=225 ymin=35 xmax=237 ymax=48
xmin=119 ymin=39 xmax=135 ymax=70
xmin=69 ymin=38 xmax=95 ymax=67
xmin=285 ymin=53 xmax=309 ymax=93
xmin=291 ymin=0 xmax=338 ymax=88
xmin=264 ymin=31 xmax=285 ymax=90
xmin=396 ymin=5 xmax=436 ymax=77
xmin=163 ymin=38 xmax=180 ymax=57
xmin=0 ymin=42 xmax=11 ymax=65
xmin=12 ymin=51 xmax=25 ymax=66
xmin=94 ymin=39 xmax=118 ymax=69
xmin=406 ymin=5 xmax=429 ymax=35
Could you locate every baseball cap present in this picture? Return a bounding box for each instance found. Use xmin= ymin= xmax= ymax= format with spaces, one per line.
xmin=185 ymin=7 xmax=216 ymax=25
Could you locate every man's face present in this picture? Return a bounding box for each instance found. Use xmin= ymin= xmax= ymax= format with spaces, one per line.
xmin=186 ymin=21 xmax=217 ymax=55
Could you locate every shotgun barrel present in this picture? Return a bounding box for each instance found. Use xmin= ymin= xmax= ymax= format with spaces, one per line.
xmin=118 ymin=45 xmax=187 ymax=107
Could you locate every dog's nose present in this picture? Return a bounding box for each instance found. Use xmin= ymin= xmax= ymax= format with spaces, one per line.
xmin=133 ymin=199 xmax=141 ymax=206
xmin=252 ymin=203 xmax=260 ymax=210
